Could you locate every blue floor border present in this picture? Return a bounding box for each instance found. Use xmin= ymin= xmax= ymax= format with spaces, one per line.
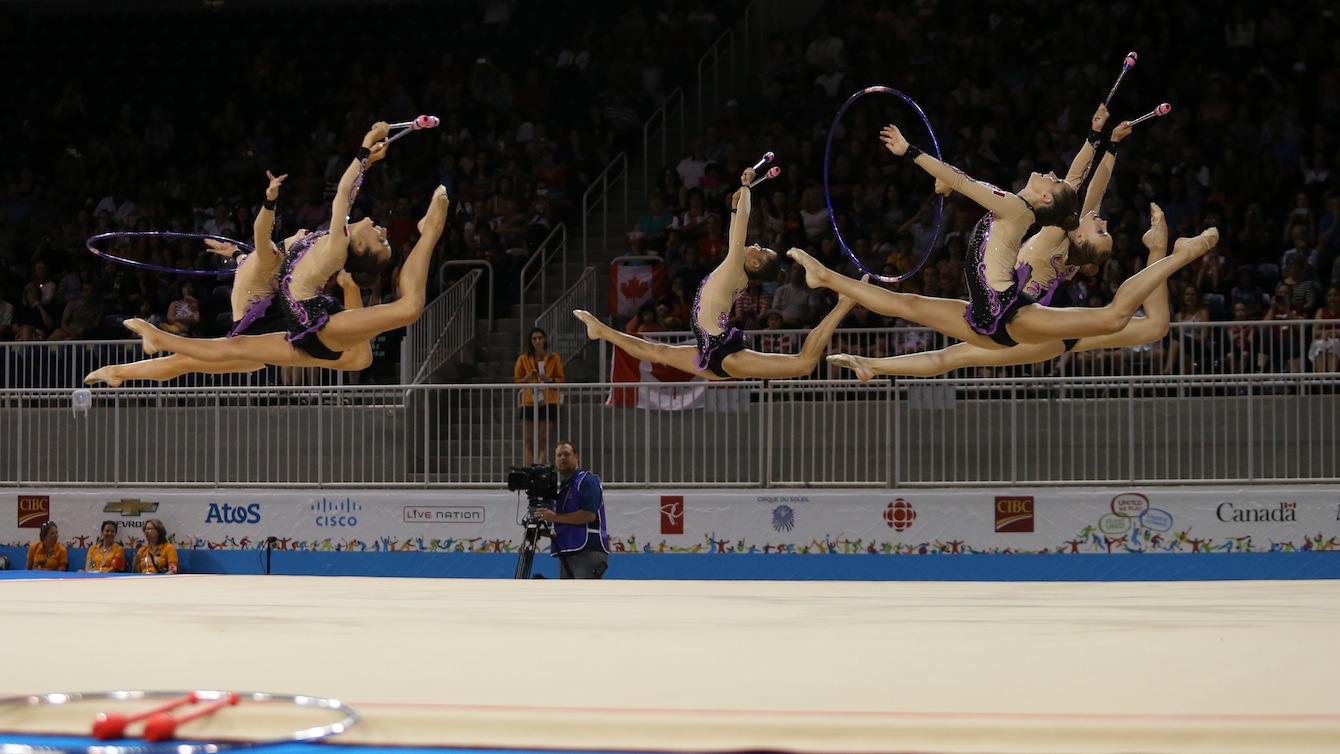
xmin=3 ymin=547 xmax=1338 ymax=580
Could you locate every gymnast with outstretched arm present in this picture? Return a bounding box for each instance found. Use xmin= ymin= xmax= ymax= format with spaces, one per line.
xmin=830 ymin=203 xmax=1220 ymax=379
xmin=823 ymin=105 xmax=1160 ymax=379
xmin=1017 ymin=104 xmax=1127 ymax=304
xmin=575 ymin=165 xmax=859 ymax=380
xmin=84 ymin=171 xmax=374 ymax=386
xmin=120 ymin=123 xmax=451 ymax=369
xmin=789 ymin=121 xmax=1216 ymax=351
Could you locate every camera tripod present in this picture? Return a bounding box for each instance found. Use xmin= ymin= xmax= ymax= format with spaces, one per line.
xmin=514 ymin=508 xmax=554 ymax=579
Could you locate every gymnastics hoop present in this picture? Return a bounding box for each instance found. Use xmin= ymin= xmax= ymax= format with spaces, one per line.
xmin=0 ymin=689 xmax=359 ymax=754
xmin=86 ymin=232 xmax=257 ymax=276
xmin=823 ymin=86 xmax=944 ymax=284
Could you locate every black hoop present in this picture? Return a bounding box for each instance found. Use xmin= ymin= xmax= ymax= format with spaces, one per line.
xmin=86 ymin=232 xmax=255 ymax=276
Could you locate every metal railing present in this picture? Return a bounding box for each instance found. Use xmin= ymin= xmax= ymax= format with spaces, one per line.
xmin=643 ymin=87 xmax=686 ymax=191
xmin=6 ymin=319 xmax=1333 ymax=389
xmin=696 ymin=28 xmax=738 ymax=130
xmin=516 ymin=222 xmax=569 ymax=346
xmin=535 ymin=267 xmax=599 ymax=369
xmin=2 ymin=368 xmax=1335 ymax=489
xmin=579 ymin=152 xmax=628 ymax=268
xmin=401 ymin=267 xmax=482 ymax=385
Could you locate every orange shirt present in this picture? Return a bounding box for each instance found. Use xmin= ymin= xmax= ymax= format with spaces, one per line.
xmin=514 ymin=351 xmax=565 ymax=407
xmin=27 ymin=541 xmax=69 ymax=571
xmin=134 ymin=542 xmax=179 ymax=574
xmin=85 ymin=542 xmax=127 ymax=573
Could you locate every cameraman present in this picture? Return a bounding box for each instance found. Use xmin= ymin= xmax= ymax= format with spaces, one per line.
xmin=533 ymin=441 xmax=610 ymax=578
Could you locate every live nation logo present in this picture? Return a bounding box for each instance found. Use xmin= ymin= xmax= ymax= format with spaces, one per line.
xmin=18 ymin=495 xmax=50 ymax=528
xmin=994 ymin=496 xmax=1035 ymax=533
xmin=660 ymin=495 xmax=684 ymax=535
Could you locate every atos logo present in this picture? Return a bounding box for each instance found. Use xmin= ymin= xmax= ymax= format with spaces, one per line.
xmin=205 ymin=503 xmax=262 ymax=524
xmin=311 ymin=497 xmax=362 ymax=527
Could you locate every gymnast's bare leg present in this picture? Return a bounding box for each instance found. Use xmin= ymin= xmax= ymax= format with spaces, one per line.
xmin=827 ymin=204 xmax=1189 ymax=379
xmin=88 ymin=273 xmax=371 ymax=385
xmin=122 ymin=186 xmax=447 ymax=368
xmin=575 ymin=284 xmax=859 ymax=381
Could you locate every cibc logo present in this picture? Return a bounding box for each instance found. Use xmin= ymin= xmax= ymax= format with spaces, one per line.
xmin=994 ymin=496 xmax=1034 ymax=533
xmin=18 ymin=495 xmax=50 ymax=528
xmin=311 ymin=497 xmax=362 ymax=527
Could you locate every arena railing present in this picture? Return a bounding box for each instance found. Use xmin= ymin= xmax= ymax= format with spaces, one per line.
xmin=643 ymin=87 xmax=686 ymax=191
xmin=579 ymin=153 xmax=629 ymax=270
xmin=534 ymin=266 xmax=600 ymax=369
xmin=1 ymin=364 xmax=1334 ymax=490
xmin=4 ymin=319 xmax=1329 ymax=390
xmin=401 ymin=267 xmax=482 ymax=385
xmin=516 ymin=222 xmax=569 ymax=348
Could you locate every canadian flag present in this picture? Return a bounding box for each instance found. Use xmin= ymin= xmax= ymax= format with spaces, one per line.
xmin=609 ymin=262 xmax=667 ymax=318
xmin=606 ymin=335 xmax=707 ymax=410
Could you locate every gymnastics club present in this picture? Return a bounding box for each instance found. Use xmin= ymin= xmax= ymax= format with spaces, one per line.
xmin=750 ymin=151 xmax=775 ymax=172
xmin=1127 ymin=102 xmax=1171 ymax=127
xmin=142 ymin=692 xmax=241 ymax=742
xmin=92 ymin=693 xmax=198 ymax=740
xmin=748 ymin=166 xmax=781 ymax=189
xmin=1102 ymin=51 xmax=1138 ymax=107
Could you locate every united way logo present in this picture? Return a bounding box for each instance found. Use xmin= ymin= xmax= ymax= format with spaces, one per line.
xmin=771 ymin=505 xmax=795 ymax=532
xmin=883 ymin=499 xmax=916 ymax=531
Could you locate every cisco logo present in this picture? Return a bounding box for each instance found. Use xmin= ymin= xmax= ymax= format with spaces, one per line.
xmin=311 ymin=497 xmax=362 ymax=527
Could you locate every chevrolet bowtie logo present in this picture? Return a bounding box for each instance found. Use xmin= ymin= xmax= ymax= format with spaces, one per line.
xmin=104 ymin=499 xmax=159 ymax=517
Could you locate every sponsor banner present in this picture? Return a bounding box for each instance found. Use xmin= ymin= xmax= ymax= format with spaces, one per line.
xmin=4 ymin=487 xmax=1337 ymax=555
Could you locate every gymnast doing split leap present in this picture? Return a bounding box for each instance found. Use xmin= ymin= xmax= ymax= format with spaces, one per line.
xmin=790 ymin=119 xmax=1217 ymax=367
xmin=84 ymin=171 xmax=370 ymax=385
xmin=575 ymin=163 xmax=859 ymax=380
xmin=117 ymin=122 xmax=450 ymax=372
xmin=820 ymin=103 xmax=1213 ymax=378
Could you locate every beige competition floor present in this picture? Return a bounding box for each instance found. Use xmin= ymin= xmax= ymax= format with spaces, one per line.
xmin=2 ymin=575 xmax=1339 ymax=754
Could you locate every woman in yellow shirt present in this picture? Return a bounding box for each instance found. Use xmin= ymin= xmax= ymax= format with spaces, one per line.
xmin=133 ymin=518 xmax=179 ymax=574
xmin=84 ymin=520 xmax=127 ymax=573
xmin=514 ymin=328 xmax=565 ymax=466
xmin=27 ymin=521 xmax=68 ymax=571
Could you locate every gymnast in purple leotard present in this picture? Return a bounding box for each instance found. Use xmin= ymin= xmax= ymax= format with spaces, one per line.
xmin=574 ymin=166 xmax=860 ymax=381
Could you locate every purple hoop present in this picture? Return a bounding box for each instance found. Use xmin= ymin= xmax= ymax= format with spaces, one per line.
xmin=86 ymin=232 xmax=256 ymax=276
xmin=823 ymin=85 xmax=944 ymax=284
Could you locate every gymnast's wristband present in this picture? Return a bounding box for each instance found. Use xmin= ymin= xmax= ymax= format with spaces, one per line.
xmin=355 ymin=146 xmax=372 ymax=161
xmin=1105 ymin=139 xmax=1121 ymax=155
xmin=903 ymin=144 xmax=923 ymax=159
xmin=262 ymin=198 xmax=278 ymax=211
xmin=1087 ymin=129 xmax=1103 ymax=149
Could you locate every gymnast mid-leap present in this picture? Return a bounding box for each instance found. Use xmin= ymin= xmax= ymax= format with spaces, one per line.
xmin=790 ymin=121 xmax=1215 ymax=354
xmin=575 ymin=165 xmax=858 ymax=380
xmin=120 ymin=122 xmax=450 ymax=370
xmin=829 ymin=203 xmax=1218 ymax=379
xmin=84 ymin=171 xmax=373 ymax=386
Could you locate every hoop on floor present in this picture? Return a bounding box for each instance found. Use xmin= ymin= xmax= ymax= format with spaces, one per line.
xmin=823 ymin=86 xmax=944 ymax=284
xmin=0 ymin=689 xmax=358 ymax=754
xmin=87 ymin=232 xmax=256 ymax=276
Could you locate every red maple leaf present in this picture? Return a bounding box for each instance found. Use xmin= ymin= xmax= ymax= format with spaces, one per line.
xmin=620 ymin=274 xmax=651 ymax=299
